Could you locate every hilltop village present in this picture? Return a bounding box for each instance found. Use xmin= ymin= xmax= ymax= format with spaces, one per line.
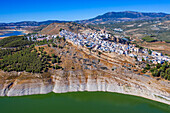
xmin=0 ymin=10 xmax=170 ymax=107
xmin=0 ymin=23 xmax=170 ymax=105
xmin=25 ymin=29 xmax=170 ymax=65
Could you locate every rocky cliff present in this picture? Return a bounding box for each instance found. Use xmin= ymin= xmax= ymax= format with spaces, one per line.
xmin=0 ymin=42 xmax=169 ymax=105
xmin=0 ymin=70 xmax=169 ymax=105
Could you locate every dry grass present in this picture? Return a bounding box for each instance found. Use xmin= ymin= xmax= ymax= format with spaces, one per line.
xmin=139 ymin=42 xmax=170 ymax=55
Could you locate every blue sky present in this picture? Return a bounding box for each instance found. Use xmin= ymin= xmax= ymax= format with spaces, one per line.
xmin=0 ymin=0 xmax=170 ymax=23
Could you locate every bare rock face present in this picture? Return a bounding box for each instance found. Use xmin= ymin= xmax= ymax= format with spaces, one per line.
xmin=52 ymin=70 xmax=170 ymax=105
xmin=7 ymin=81 xmax=53 ymax=96
xmin=0 ymin=70 xmax=169 ymax=105
xmin=0 ymin=79 xmax=53 ymax=96
xmin=0 ymin=71 xmax=54 ymax=96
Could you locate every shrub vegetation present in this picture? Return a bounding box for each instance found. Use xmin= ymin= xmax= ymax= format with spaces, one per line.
xmin=0 ymin=47 xmax=49 ymax=73
xmin=0 ymin=36 xmax=33 ymax=47
xmin=142 ymin=36 xmax=157 ymax=42
xmin=149 ymin=62 xmax=170 ymax=80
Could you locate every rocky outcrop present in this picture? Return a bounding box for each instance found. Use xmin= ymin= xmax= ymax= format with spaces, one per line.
xmin=0 ymin=79 xmax=53 ymax=96
xmin=52 ymin=73 xmax=170 ymax=105
xmin=7 ymin=82 xmax=53 ymax=96
xmin=0 ymin=70 xmax=169 ymax=105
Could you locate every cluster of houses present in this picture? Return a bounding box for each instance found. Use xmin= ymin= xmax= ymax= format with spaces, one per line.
xmin=150 ymin=51 xmax=170 ymax=64
xmin=25 ymin=34 xmax=57 ymax=41
xmin=59 ymin=30 xmax=140 ymax=56
xmin=59 ymin=30 xmax=170 ymax=64
xmin=24 ymin=30 xmax=170 ymax=64
xmin=114 ymin=28 xmax=123 ymax=32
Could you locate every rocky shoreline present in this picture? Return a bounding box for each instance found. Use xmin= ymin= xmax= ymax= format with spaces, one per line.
xmin=0 ymin=70 xmax=169 ymax=105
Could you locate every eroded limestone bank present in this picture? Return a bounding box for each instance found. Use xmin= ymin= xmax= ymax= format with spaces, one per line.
xmin=0 ymin=70 xmax=169 ymax=105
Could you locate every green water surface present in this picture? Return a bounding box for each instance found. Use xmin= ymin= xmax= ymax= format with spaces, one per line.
xmin=0 ymin=92 xmax=169 ymax=113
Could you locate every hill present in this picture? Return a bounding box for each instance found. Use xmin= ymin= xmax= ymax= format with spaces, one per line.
xmin=0 ymin=33 xmax=169 ymax=105
xmin=90 ymin=15 xmax=170 ymax=40
xmin=40 ymin=22 xmax=95 ymax=35
xmin=78 ymin=11 xmax=169 ymax=24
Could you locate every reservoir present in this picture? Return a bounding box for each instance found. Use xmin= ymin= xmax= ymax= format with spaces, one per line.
xmin=0 ymin=92 xmax=169 ymax=113
xmin=0 ymin=31 xmax=25 ymax=37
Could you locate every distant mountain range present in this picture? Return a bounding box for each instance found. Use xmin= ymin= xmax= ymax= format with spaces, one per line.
xmin=78 ymin=11 xmax=170 ymax=24
xmin=0 ymin=11 xmax=169 ymax=26
xmin=0 ymin=20 xmax=69 ymax=27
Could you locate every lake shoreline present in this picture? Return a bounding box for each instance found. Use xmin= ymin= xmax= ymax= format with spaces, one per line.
xmin=0 ymin=91 xmax=169 ymax=113
xmin=0 ymin=29 xmax=31 ymax=39
xmin=1 ymin=87 xmax=170 ymax=105
xmin=0 ymin=72 xmax=169 ymax=105
xmin=7 ymin=90 xmax=170 ymax=105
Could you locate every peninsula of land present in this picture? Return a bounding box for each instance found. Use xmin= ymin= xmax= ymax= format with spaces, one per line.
xmin=0 ymin=12 xmax=170 ymax=105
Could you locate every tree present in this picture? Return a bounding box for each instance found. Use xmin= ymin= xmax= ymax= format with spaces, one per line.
xmin=164 ymin=74 xmax=168 ymax=80
xmin=52 ymin=54 xmax=55 ymax=58
xmin=148 ymin=49 xmax=152 ymax=55
xmin=156 ymin=63 xmax=161 ymax=69
xmin=142 ymin=58 xmax=145 ymax=61
xmin=48 ymin=44 xmax=50 ymax=47
xmin=44 ymin=51 xmax=47 ymax=54
xmin=44 ymin=67 xmax=48 ymax=72
xmin=134 ymin=56 xmax=138 ymax=61
xmin=56 ymin=56 xmax=60 ymax=63
xmin=62 ymin=37 xmax=66 ymax=42
xmin=160 ymin=72 xmax=165 ymax=78
xmin=30 ymin=44 xmax=35 ymax=48
xmin=150 ymin=62 xmax=170 ymax=80
xmin=152 ymin=70 xmax=159 ymax=77
xmin=58 ymin=45 xmax=63 ymax=49
xmin=52 ymin=43 xmax=57 ymax=47
xmin=160 ymin=66 xmax=165 ymax=72
xmin=56 ymin=36 xmax=59 ymax=39
xmin=88 ymin=48 xmax=92 ymax=54
xmin=98 ymin=51 xmax=102 ymax=55
xmin=165 ymin=68 xmax=170 ymax=77
xmin=55 ymin=65 xmax=61 ymax=69
xmin=52 ymin=58 xmax=56 ymax=64
xmin=145 ymin=64 xmax=150 ymax=70
xmin=98 ymin=59 xmax=100 ymax=63
xmin=59 ymin=28 xmax=63 ymax=32
xmin=142 ymin=69 xmax=146 ymax=73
